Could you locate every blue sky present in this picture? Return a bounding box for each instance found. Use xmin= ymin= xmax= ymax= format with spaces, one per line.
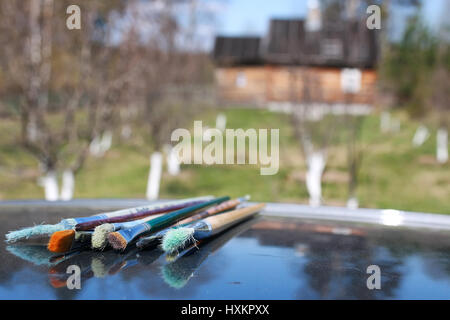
xmin=214 ymin=0 xmax=446 ymax=38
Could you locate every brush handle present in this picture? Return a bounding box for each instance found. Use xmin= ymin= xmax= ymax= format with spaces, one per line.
xmin=114 ymin=214 xmax=163 ymax=230
xmin=202 ymin=203 xmax=265 ymax=236
xmin=76 ymin=199 xmax=206 ymax=231
xmin=116 ymin=196 xmax=231 ymax=244
xmin=177 ymin=198 xmax=243 ymax=225
xmin=71 ymin=196 xmax=211 ymax=226
xmin=146 ymin=196 xmax=230 ymax=231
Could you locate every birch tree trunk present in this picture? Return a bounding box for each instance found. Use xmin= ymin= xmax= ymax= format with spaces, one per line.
xmin=60 ymin=170 xmax=75 ymax=201
xmin=146 ymin=152 xmax=163 ymax=200
xmin=437 ymin=128 xmax=448 ymax=163
xmin=412 ymin=125 xmax=430 ymax=147
xmin=166 ymin=145 xmax=180 ymax=176
xmin=43 ymin=170 xmax=59 ymax=201
xmin=216 ymin=113 xmax=226 ymax=132
xmin=305 ymin=151 xmax=326 ymax=207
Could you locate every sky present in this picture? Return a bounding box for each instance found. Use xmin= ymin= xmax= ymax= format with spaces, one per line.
xmin=114 ymin=0 xmax=448 ymax=50
xmin=213 ymin=0 xmax=447 ymax=38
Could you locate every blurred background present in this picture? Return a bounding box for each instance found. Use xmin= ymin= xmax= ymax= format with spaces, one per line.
xmin=0 ymin=0 xmax=448 ymax=214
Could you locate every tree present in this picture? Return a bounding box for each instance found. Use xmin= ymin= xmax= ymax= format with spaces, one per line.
xmin=0 ymin=0 xmax=132 ymax=200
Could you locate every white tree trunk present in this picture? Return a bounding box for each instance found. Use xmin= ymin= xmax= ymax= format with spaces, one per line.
xmin=89 ymin=135 xmax=102 ymax=157
xmin=43 ymin=170 xmax=59 ymax=201
xmin=412 ymin=125 xmax=429 ymax=147
xmin=90 ymin=131 xmax=112 ymax=157
xmin=437 ymin=128 xmax=448 ymax=164
xmin=146 ymin=152 xmax=163 ymax=200
xmin=346 ymin=197 xmax=359 ymax=209
xmin=166 ymin=146 xmax=180 ymax=176
xmin=60 ymin=170 xmax=75 ymax=201
xmin=99 ymin=130 xmax=112 ymax=153
xmin=27 ymin=115 xmax=38 ymax=142
xmin=216 ymin=113 xmax=227 ymax=132
xmin=380 ymin=111 xmax=390 ymax=133
xmin=305 ymin=151 xmax=326 ymax=207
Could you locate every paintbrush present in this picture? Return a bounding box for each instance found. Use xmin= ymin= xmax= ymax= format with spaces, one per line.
xmin=136 ymin=195 xmax=250 ymax=249
xmin=108 ymin=196 xmax=230 ymax=251
xmin=91 ymin=214 xmax=164 ymax=250
xmin=47 ymin=229 xmax=93 ymax=253
xmin=75 ymin=198 xmax=209 ymax=231
xmin=46 ymin=198 xmax=211 ymax=253
xmin=161 ymin=217 xmax=257 ymax=289
xmin=6 ymin=196 xmax=211 ymax=243
xmin=161 ymin=203 xmax=265 ymax=254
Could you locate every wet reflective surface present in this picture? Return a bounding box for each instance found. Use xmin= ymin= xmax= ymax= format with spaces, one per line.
xmin=1 ymin=206 xmax=450 ymax=299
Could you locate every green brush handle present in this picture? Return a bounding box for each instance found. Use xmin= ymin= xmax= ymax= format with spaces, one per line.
xmin=114 ymin=197 xmax=230 ymax=246
xmin=145 ymin=196 xmax=230 ymax=231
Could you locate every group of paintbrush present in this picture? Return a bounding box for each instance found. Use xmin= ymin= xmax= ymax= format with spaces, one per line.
xmin=5 ymin=196 xmax=211 ymax=243
xmin=5 ymin=195 xmax=265 ymax=258
xmin=49 ymin=196 xmax=229 ymax=252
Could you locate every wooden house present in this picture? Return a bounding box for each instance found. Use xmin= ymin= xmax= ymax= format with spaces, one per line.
xmin=212 ymin=17 xmax=379 ymax=106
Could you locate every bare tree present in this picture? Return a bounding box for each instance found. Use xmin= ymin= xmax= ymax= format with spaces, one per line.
xmin=0 ymin=0 xmax=132 ymax=200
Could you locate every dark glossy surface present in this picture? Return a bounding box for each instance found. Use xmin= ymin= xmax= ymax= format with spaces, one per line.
xmin=1 ymin=206 xmax=450 ymax=299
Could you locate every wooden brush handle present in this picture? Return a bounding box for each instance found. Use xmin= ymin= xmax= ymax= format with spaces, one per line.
xmin=178 ymin=198 xmax=242 ymax=225
xmin=204 ymin=203 xmax=265 ymax=233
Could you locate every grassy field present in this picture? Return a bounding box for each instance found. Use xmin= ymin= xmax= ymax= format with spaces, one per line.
xmin=0 ymin=107 xmax=449 ymax=214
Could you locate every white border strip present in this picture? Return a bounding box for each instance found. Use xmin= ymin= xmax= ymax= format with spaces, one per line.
xmin=259 ymin=202 xmax=450 ymax=231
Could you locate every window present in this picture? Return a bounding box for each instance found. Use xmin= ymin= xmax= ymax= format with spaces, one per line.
xmin=235 ymin=71 xmax=247 ymax=88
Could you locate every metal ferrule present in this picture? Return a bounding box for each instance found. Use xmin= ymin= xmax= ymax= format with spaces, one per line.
xmin=136 ymin=226 xmax=179 ymax=249
xmin=119 ymin=223 xmax=152 ymax=242
xmin=72 ymin=214 xmax=109 ymax=225
xmin=192 ymin=221 xmax=213 ymax=240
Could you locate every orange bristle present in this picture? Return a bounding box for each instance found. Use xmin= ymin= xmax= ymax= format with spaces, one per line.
xmin=107 ymin=232 xmax=128 ymax=250
xmin=47 ymin=230 xmax=75 ymax=253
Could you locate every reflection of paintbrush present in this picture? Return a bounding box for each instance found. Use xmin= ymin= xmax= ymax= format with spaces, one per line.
xmin=161 ymin=217 xmax=256 ymax=289
xmin=6 ymin=245 xmax=61 ymax=266
xmin=108 ymin=197 xmax=230 ymax=251
xmin=162 ymin=203 xmax=264 ymax=254
xmin=136 ymin=196 xmax=250 ymax=249
xmin=6 ymin=197 xmax=210 ymax=243
xmin=90 ymin=249 xmax=139 ymax=277
xmin=136 ymin=248 xmax=165 ymax=266
xmin=48 ymin=251 xmax=96 ymax=288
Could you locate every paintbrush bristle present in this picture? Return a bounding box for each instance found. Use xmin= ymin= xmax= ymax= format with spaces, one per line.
xmin=47 ymin=230 xmax=75 ymax=253
xmin=92 ymin=224 xmax=114 ymax=250
xmin=107 ymin=232 xmax=128 ymax=250
xmin=161 ymin=227 xmax=195 ymax=253
xmin=6 ymin=224 xmax=65 ymax=243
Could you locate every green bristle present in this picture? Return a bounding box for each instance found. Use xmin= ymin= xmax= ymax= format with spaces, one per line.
xmin=5 ymin=224 xmax=65 ymax=243
xmin=161 ymin=228 xmax=195 ymax=253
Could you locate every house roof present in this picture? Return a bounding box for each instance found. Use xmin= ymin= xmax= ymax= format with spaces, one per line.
xmin=213 ymin=36 xmax=262 ymax=65
xmin=212 ymin=18 xmax=379 ymax=68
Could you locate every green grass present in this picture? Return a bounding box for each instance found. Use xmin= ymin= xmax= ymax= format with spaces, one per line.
xmin=0 ymin=107 xmax=449 ymax=214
